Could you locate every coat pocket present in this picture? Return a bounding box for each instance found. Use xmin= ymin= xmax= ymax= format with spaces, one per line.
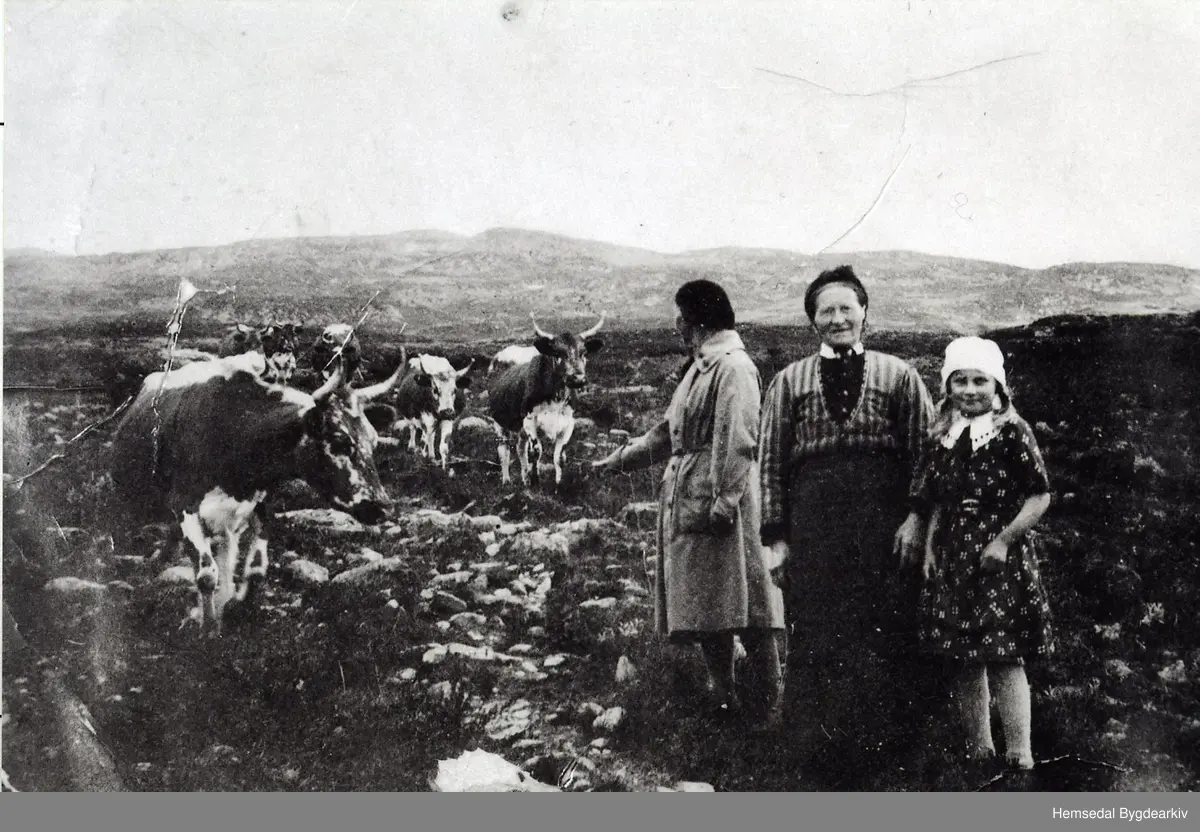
xmin=673 ymin=466 xmax=723 ymax=535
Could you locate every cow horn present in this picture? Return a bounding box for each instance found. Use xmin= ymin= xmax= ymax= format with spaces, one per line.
xmin=579 ymin=311 xmax=607 ymax=339
xmin=456 ymin=357 xmax=476 ymax=377
xmin=530 ymin=312 xmax=554 ymax=340
xmin=355 ymin=346 xmax=407 ymax=402
xmin=311 ymin=364 xmax=345 ymax=403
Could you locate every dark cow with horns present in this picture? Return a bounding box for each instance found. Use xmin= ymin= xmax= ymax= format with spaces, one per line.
xmin=110 ymin=350 xmax=405 ymax=635
xmin=486 ymin=312 xmax=605 ymax=487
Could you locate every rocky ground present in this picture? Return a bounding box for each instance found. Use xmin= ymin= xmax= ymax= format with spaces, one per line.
xmin=4 ymin=315 xmax=1199 ymax=792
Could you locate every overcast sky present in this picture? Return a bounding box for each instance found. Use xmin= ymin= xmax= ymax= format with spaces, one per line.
xmin=5 ymin=0 xmax=1199 ymax=269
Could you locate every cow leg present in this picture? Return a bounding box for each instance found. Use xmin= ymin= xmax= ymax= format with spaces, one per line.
xmin=179 ymin=511 xmax=218 ymax=636
xmin=211 ymin=528 xmax=244 ymax=637
xmin=240 ymin=510 xmax=269 ymax=607
xmin=438 ymin=419 xmax=453 ymax=469
xmin=554 ymin=419 xmax=576 ymax=487
xmin=420 ymin=413 xmax=437 ymax=461
xmin=518 ymin=419 xmax=536 ymax=487
xmin=498 ymin=441 xmax=513 ymax=484
xmin=403 ymin=420 xmax=419 ymax=452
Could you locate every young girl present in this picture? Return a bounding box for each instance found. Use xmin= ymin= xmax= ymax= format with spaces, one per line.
xmin=913 ymin=336 xmax=1054 ymax=771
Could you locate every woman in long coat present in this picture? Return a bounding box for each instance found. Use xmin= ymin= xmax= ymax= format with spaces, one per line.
xmin=593 ymin=279 xmax=784 ymax=723
xmin=758 ymin=265 xmax=937 ymax=774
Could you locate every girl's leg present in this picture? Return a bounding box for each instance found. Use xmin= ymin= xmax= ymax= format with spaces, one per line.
xmin=991 ymin=662 xmax=1034 ymax=769
xmin=956 ymin=662 xmax=995 ymax=759
xmin=698 ymin=633 xmax=738 ymax=712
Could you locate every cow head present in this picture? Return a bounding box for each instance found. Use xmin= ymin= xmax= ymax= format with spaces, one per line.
xmin=410 ymin=355 xmax=476 ymax=420
xmin=312 ymin=323 xmax=362 ymax=383
xmin=218 ymin=323 xmax=263 ymax=358
xmin=260 ymin=320 xmax=301 ymax=385
xmin=297 ymin=353 xmax=406 ymax=524
xmin=530 ymin=312 xmax=606 ymax=389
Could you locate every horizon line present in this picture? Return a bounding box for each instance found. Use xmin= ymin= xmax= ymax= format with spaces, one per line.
xmin=5 ymin=225 xmax=1200 ymax=274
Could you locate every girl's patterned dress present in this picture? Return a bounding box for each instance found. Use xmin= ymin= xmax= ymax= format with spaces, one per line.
xmin=914 ymin=414 xmax=1055 ymax=664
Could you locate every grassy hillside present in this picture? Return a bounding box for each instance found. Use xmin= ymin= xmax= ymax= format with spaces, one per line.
xmin=5 ymin=228 xmax=1199 ymax=339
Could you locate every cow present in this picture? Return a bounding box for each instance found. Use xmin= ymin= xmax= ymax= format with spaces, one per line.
xmin=488 ymin=344 xmax=540 ymax=375
xmin=486 ymin=312 xmax=605 ymax=487
xmin=258 ymin=320 xmax=302 ymax=386
xmin=310 ymin=323 xmax=364 ymax=384
xmin=390 ymin=354 xmax=478 ymax=468
xmin=214 ymin=319 xmax=300 ymax=385
xmin=217 ymin=323 xmax=263 ymax=358
xmin=109 ymin=349 xmax=406 ymax=636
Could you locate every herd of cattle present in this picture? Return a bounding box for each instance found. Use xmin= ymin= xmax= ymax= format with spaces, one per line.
xmin=105 ymin=313 xmax=607 ymax=636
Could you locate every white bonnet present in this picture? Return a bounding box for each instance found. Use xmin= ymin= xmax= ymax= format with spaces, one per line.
xmin=940 ymin=336 xmax=1007 ymax=391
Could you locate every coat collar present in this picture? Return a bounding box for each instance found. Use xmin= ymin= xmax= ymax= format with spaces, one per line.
xmin=691 ymin=329 xmax=745 ymax=374
xmin=819 ymin=342 xmax=865 ymax=359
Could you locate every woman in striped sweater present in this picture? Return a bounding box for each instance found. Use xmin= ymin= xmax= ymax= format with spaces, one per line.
xmin=758 ymin=265 xmax=937 ymax=779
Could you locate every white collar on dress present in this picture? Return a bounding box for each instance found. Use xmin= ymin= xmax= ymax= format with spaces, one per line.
xmin=942 ymin=410 xmax=1000 ymax=452
xmin=819 ymin=342 xmax=865 ymax=359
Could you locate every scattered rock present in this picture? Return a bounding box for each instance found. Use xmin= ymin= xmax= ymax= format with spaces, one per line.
xmin=347 ymin=548 xmax=384 ymax=566
xmin=618 ymin=501 xmax=658 ymax=526
xmin=675 ymin=781 xmax=715 ymax=792
xmin=432 ymin=591 xmax=469 ymax=615
xmin=1104 ymin=659 xmax=1134 ymax=680
xmin=278 ymin=508 xmax=371 ymax=534
xmin=43 ymin=577 xmax=107 ymax=595
xmin=543 ymin=654 xmax=568 ymax=668
xmin=450 ymin=612 xmax=488 ymax=630
xmin=428 ymin=681 xmax=455 ymax=702
xmin=485 ymin=699 xmax=534 ymax=741
xmin=579 ymin=597 xmax=618 ymax=611
xmin=615 ymin=655 xmax=638 ymax=685
xmin=1101 ymin=719 xmax=1129 ymax=744
xmin=105 ymin=580 xmax=135 ymax=593
xmin=576 ymin=702 xmax=605 ymax=726
xmin=592 ymin=707 xmax=625 ymax=733
xmin=432 ymin=748 xmax=559 ymax=792
xmin=423 ymin=645 xmax=449 ymax=664
xmin=286 ymin=560 xmax=329 ymax=586
xmin=589 ymin=737 xmax=609 ymax=750
xmin=1159 ymin=660 xmax=1189 ymax=685
xmin=330 ymin=557 xmax=412 ymax=585
xmin=469 ymin=514 xmax=504 ymax=532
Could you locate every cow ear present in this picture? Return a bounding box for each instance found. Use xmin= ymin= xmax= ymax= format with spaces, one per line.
xmin=363 ymin=403 xmax=397 ymax=433
xmin=415 ymin=374 xmax=432 ymax=387
xmin=456 ymin=376 xmax=473 ymax=389
xmin=533 ymin=337 xmax=559 ymax=357
xmin=585 ymin=338 xmax=605 ymax=354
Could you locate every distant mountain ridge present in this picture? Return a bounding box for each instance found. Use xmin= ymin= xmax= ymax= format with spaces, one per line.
xmin=5 ymin=228 xmax=1199 ymax=338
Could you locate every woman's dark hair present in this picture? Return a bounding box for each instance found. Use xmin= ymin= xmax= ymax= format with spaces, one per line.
xmin=804 ymin=264 xmax=869 ymax=321
xmin=675 ymin=279 xmax=736 ymax=331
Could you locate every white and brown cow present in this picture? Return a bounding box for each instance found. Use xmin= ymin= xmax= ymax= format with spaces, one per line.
xmin=391 ymin=354 xmax=478 ymax=469
xmin=486 ymin=312 xmax=605 ymax=487
xmin=109 ymin=350 xmax=405 ymax=636
xmin=310 ymin=323 xmax=364 ymax=385
xmin=215 ymin=320 xmax=301 ymax=385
